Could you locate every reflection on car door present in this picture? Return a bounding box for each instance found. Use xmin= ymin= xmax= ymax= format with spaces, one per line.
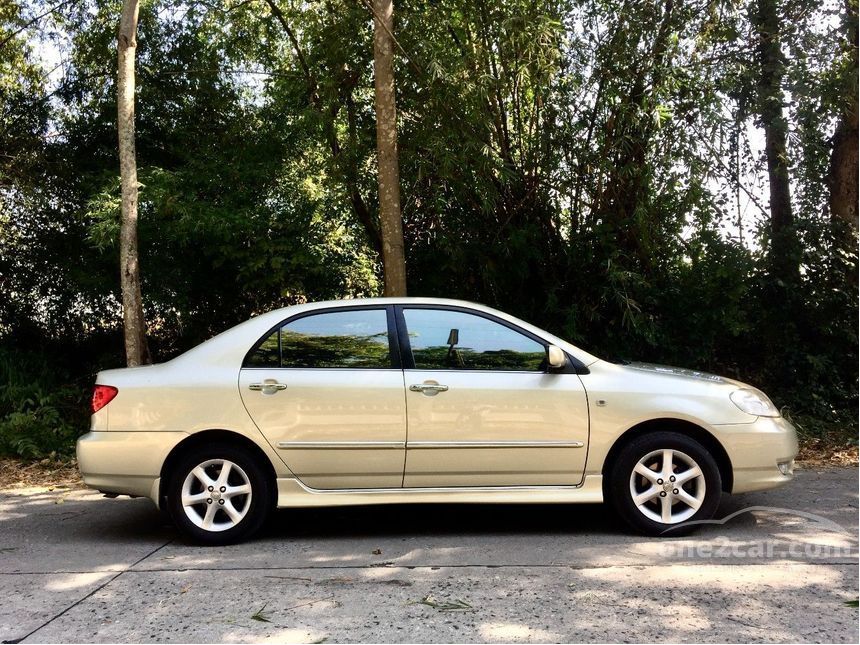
xmin=398 ymin=306 xmax=589 ymax=487
xmin=239 ymin=307 xmax=406 ymax=489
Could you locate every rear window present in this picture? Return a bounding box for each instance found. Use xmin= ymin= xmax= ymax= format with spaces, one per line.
xmin=244 ymin=309 xmax=392 ymax=369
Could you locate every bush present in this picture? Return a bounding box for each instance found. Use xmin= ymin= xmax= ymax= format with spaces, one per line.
xmin=0 ymin=347 xmax=89 ymax=459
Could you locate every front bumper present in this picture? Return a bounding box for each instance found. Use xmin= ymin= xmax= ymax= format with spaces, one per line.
xmin=711 ymin=415 xmax=799 ymax=493
xmin=76 ymin=431 xmax=188 ymax=502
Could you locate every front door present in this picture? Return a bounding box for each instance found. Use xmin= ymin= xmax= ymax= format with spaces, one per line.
xmin=398 ymin=306 xmax=589 ymax=487
xmin=239 ymin=307 xmax=406 ymax=489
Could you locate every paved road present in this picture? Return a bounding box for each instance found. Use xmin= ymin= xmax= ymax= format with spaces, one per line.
xmin=0 ymin=467 xmax=857 ymax=643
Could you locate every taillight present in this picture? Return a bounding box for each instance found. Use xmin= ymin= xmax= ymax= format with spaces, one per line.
xmin=92 ymin=385 xmax=118 ymax=413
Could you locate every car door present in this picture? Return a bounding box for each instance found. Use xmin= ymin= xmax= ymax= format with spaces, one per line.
xmin=398 ymin=306 xmax=589 ymax=487
xmin=239 ymin=306 xmax=406 ymax=489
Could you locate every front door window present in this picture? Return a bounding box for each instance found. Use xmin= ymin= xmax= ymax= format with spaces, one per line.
xmin=402 ymin=308 xmax=546 ymax=371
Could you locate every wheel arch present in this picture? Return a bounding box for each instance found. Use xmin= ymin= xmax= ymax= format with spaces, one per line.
xmin=158 ymin=429 xmax=278 ymax=506
xmin=601 ymin=418 xmax=734 ymax=493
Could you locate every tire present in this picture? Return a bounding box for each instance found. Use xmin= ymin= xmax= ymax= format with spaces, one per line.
xmin=166 ymin=442 xmax=273 ymax=545
xmin=606 ymin=431 xmax=722 ymax=536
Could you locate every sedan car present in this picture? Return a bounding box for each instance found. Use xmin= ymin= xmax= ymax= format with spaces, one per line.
xmin=77 ymin=298 xmax=797 ymax=544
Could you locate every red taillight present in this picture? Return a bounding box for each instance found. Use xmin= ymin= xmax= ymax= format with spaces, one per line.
xmin=92 ymin=385 xmax=118 ymax=413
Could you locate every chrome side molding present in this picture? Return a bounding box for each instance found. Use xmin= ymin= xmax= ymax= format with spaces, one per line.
xmin=277 ymin=441 xmax=405 ymax=449
xmin=277 ymin=440 xmax=584 ymax=450
xmin=408 ymin=440 xmax=585 ymax=449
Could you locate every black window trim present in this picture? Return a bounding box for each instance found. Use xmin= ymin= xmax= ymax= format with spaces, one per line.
xmin=242 ymin=304 xmax=402 ymax=370
xmin=394 ymin=304 xmax=588 ymax=374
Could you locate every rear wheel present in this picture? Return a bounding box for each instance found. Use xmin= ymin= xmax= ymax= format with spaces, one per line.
xmin=607 ymin=431 xmax=722 ymax=536
xmin=167 ymin=442 xmax=273 ymax=545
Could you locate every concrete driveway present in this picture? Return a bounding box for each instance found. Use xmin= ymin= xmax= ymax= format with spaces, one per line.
xmin=0 ymin=467 xmax=857 ymax=643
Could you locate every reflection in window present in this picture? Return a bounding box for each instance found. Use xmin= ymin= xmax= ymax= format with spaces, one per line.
xmin=245 ymin=329 xmax=280 ymax=367
xmin=244 ymin=309 xmax=391 ymax=368
xmin=403 ymin=309 xmax=546 ymax=371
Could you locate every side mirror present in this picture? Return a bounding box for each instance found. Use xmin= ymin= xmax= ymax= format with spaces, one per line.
xmin=446 ymin=328 xmax=459 ymax=346
xmin=547 ymin=344 xmax=567 ymax=370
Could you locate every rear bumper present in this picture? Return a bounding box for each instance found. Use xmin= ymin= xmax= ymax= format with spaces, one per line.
xmin=712 ymin=416 xmax=799 ymax=493
xmin=76 ymin=431 xmax=187 ymax=502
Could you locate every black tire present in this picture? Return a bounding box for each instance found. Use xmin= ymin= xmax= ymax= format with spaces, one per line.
xmin=166 ymin=442 xmax=273 ymax=546
xmin=606 ymin=431 xmax=722 ymax=536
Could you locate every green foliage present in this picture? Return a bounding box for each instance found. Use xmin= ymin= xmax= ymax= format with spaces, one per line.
xmin=0 ymin=348 xmax=88 ymax=459
xmin=0 ymin=0 xmax=856 ymax=459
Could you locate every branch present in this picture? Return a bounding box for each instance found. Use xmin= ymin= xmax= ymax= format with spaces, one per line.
xmin=0 ymin=0 xmax=80 ymax=52
xmin=262 ymin=0 xmax=317 ymax=103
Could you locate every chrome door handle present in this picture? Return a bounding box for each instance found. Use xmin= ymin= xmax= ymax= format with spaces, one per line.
xmin=249 ymin=381 xmax=287 ymax=392
xmin=409 ymin=383 xmax=449 ymax=393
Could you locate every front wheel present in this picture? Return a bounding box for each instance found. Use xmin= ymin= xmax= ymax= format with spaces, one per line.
xmin=166 ymin=443 xmax=273 ymax=545
xmin=607 ymin=431 xmax=722 ymax=536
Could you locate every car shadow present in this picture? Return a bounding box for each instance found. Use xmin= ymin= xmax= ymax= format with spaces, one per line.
xmin=262 ymin=491 xmax=762 ymax=541
xmin=265 ymin=501 xmax=622 ymax=540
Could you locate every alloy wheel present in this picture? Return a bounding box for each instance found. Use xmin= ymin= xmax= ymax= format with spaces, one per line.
xmin=181 ymin=459 xmax=253 ymax=532
xmin=628 ymin=448 xmax=706 ymax=524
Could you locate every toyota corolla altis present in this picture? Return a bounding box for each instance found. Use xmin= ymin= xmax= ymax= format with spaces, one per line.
xmin=77 ymin=298 xmax=797 ymax=544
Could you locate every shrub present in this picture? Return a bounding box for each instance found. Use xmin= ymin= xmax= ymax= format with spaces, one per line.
xmin=0 ymin=347 xmax=89 ymax=459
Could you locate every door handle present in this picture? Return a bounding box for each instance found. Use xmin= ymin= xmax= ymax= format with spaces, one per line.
xmin=409 ymin=383 xmax=449 ymax=393
xmin=249 ymin=381 xmax=287 ymax=393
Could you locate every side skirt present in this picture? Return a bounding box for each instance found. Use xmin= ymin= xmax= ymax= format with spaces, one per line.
xmin=275 ymin=475 xmax=605 ymax=508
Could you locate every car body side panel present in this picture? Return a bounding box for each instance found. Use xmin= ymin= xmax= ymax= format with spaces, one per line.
xmin=88 ymin=363 xmax=294 ymax=479
xmin=275 ymin=475 xmax=606 ymax=507
xmin=402 ymin=370 xmax=589 ymax=486
xmin=238 ymin=368 xmax=408 ymax=489
xmin=580 ymin=361 xmax=796 ymax=482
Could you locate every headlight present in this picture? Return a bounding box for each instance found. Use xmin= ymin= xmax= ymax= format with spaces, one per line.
xmin=730 ymin=388 xmax=781 ymax=417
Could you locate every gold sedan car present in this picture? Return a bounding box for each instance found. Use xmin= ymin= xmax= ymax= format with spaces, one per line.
xmin=77 ymin=298 xmax=797 ymax=545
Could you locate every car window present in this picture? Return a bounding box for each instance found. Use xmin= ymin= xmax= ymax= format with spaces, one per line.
xmin=403 ymin=308 xmax=546 ymax=371
xmin=245 ymin=309 xmax=392 ymax=368
xmin=245 ymin=328 xmax=280 ymax=367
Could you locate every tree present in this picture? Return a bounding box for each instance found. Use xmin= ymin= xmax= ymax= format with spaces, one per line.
xmin=117 ymin=0 xmax=150 ymax=365
xmin=828 ymin=0 xmax=858 ymax=232
xmin=371 ymin=0 xmax=407 ymax=296
xmin=0 ymin=0 xmax=856 ymax=454
xmin=751 ymin=0 xmax=800 ymax=284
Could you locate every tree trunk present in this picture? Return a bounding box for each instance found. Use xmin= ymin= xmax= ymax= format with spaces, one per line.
xmin=117 ymin=0 xmax=150 ymax=365
xmin=753 ymin=0 xmax=800 ymax=284
xmin=371 ymin=0 xmax=407 ymax=296
xmin=830 ymin=112 xmax=859 ymax=231
xmin=828 ymin=1 xmax=858 ymax=232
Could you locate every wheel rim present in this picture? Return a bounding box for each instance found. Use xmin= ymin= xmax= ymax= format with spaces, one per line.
xmin=629 ymin=448 xmax=706 ymax=525
xmin=181 ymin=459 xmax=253 ymax=532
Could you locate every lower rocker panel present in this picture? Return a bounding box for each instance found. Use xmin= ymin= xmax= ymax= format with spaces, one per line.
xmin=275 ymin=475 xmax=605 ymax=507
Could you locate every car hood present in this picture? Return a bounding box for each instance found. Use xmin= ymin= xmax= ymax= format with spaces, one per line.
xmin=622 ymin=362 xmax=744 ymax=387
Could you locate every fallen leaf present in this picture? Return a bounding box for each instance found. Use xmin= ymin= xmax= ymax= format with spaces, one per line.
xmin=378 ymin=579 xmax=412 ymax=587
xmin=320 ymin=576 xmax=354 ymax=585
xmin=251 ymin=604 xmax=272 ymax=623
xmin=410 ymin=594 xmax=473 ymax=612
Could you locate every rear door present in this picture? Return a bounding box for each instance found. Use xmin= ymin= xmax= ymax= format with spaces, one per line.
xmin=398 ymin=306 xmax=589 ymax=487
xmin=239 ymin=306 xmax=406 ymax=489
